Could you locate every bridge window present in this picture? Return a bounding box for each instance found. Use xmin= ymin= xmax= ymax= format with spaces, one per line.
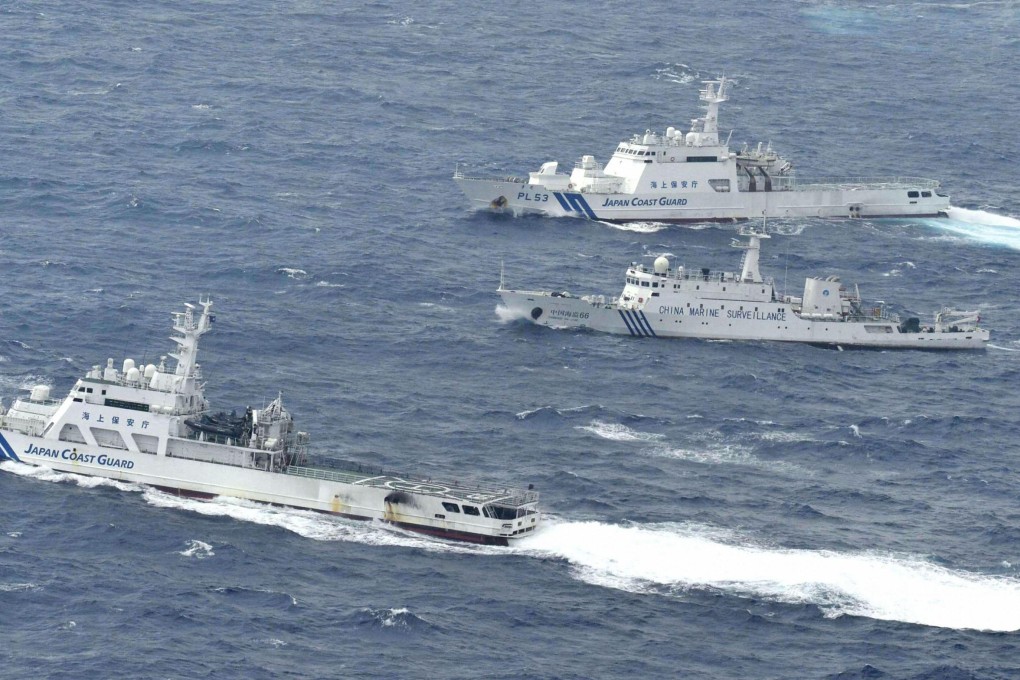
xmin=463 ymin=505 xmax=480 ymax=516
xmin=441 ymin=502 xmax=461 ymax=513
xmin=483 ymin=505 xmax=519 ymax=520
xmin=922 ymin=191 xmax=932 ymax=197
xmin=907 ymin=191 xmax=920 ymax=198
xmin=105 ymin=398 xmax=151 ymax=412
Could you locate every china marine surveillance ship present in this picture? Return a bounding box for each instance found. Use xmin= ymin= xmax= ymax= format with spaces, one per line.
xmin=0 ymin=299 xmax=539 ymax=545
xmin=498 ymin=230 xmax=987 ymax=349
xmin=455 ymin=78 xmax=949 ymax=223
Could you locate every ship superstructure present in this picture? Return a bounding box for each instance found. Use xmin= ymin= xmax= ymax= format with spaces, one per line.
xmin=497 ymin=231 xmax=988 ymax=349
xmin=0 ymin=299 xmax=540 ymax=545
xmin=455 ymin=78 xmax=949 ymax=222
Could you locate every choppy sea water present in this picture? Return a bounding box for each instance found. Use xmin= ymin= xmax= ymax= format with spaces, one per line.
xmin=2 ymin=1 xmax=1020 ymax=678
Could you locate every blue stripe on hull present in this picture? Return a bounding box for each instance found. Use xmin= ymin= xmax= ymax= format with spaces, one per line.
xmin=618 ymin=310 xmax=638 ymax=336
xmin=552 ymin=192 xmax=598 ymax=219
xmin=615 ymin=310 xmax=657 ymax=338
xmin=0 ymin=432 xmax=23 ymax=462
xmin=635 ymin=311 xmax=657 ymax=337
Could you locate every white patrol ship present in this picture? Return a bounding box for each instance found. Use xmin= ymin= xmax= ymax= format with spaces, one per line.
xmin=0 ymin=298 xmax=540 ymax=545
xmin=455 ymin=77 xmax=949 ymax=223
xmin=498 ymin=230 xmax=988 ymax=349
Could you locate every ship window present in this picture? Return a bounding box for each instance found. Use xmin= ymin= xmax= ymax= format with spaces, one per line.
xmin=462 ymin=505 xmax=480 ymax=516
xmin=483 ymin=505 xmax=519 ymax=520
xmin=922 ymin=191 xmax=932 ymax=197
xmin=78 ymin=387 xmax=86 ymax=392
xmin=641 ymin=281 xmax=650 ymax=287
xmin=652 ymin=282 xmax=658 ymax=288
xmin=441 ymin=502 xmax=461 ymax=513
xmin=58 ymin=423 xmax=87 ymax=444
xmin=907 ymin=191 xmax=920 ymax=198
xmin=86 ymin=388 xmax=93 ymax=393
xmin=91 ymin=427 xmax=128 ymax=450
xmin=434 ymin=514 xmax=446 ymax=519
xmin=105 ymin=398 xmax=151 ymax=412
xmin=132 ymin=433 xmax=159 ymax=454
xmin=686 ymin=156 xmax=717 ymax=162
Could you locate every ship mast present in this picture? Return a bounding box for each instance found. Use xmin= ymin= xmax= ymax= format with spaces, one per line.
xmin=170 ymin=296 xmax=214 ymax=381
xmin=734 ymin=223 xmax=770 ymax=283
xmin=687 ymin=77 xmax=730 ymax=147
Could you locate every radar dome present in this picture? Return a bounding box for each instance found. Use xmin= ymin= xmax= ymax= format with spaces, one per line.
xmin=30 ymin=385 xmax=51 ymax=402
xmin=653 ymin=256 xmax=669 ymax=274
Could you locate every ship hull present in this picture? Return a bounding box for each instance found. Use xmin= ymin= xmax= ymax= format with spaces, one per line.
xmin=0 ymin=430 xmax=526 ymax=545
xmin=499 ymin=290 xmax=988 ymax=349
xmin=456 ymin=178 xmax=949 ymax=222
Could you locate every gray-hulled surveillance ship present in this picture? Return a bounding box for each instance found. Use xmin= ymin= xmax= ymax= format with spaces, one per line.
xmin=498 ymin=230 xmax=987 ymax=349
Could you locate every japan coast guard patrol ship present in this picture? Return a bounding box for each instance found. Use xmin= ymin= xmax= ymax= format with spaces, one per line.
xmin=498 ymin=230 xmax=988 ymax=349
xmin=0 ymin=299 xmax=540 ymax=545
xmin=454 ymin=77 xmax=950 ymax=223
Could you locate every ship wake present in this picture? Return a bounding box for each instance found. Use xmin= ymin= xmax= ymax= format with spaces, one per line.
xmin=9 ymin=459 xmax=1018 ymax=631
xmin=518 ymin=519 xmax=1020 ymax=632
xmin=920 ymin=207 xmax=1020 ymax=250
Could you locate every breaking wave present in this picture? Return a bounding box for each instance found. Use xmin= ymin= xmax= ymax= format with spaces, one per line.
xmin=575 ymin=420 xmax=665 ymax=442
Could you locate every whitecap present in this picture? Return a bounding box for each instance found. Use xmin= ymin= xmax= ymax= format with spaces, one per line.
xmin=179 ymin=539 xmax=215 ymax=559
xmin=576 ymin=420 xmax=665 ymax=442
xmin=277 ymin=268 xmax=308 ymax=279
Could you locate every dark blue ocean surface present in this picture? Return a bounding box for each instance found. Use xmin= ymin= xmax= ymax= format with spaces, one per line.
xmin=2 ymin=1 xmax=1020 ymax=678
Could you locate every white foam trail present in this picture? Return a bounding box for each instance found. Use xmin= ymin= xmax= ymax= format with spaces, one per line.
xmin=140 ymin=489 xmax=503 ymax=555
xmin=576 ymin=420 xmax=665 ymax=442
xmin=10 ymin=460 xmax=1017 ymax=630
xmin=921 ymin=207 xmax=1020 ymax=250
xmin=0 ymin=460 xmax=142 ymax=492
xmin=495 ymin=304 xmax=527 ymax=323
xmin=948 ymin=206 xmax=1020 ymax=228
xmin=597 ymin=220 xmax=669 ymax=233
xmin=517 ymin=520 xmax=1020 ymax=632
xmin=989 ymin=343 xmax=1020 ymax=352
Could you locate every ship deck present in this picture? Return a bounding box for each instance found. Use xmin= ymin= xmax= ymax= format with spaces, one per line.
xmin=285 ymin=464 xmax=538 ymax=506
